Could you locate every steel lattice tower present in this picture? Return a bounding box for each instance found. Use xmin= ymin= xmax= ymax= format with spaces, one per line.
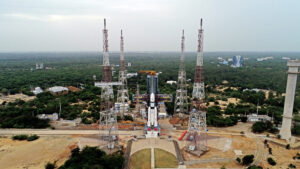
xmin=186 ymin=109 xmax=208 ymax=154
xmin=192 ymin=19 xmax=205 ymax=107
xmin=174 ymin=30 xmax=189 ymax=116
xmin=186 ymin=19 xmax=208 ymax=156
xmin=99 ymin=19 xmax=119 ymax=150
xmin=117 ymin=30 xmax=129 ymax=116
xmin=135 ymin=84 xmax=142 ymax=117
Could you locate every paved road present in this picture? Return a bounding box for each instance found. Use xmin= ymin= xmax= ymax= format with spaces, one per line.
xmin=246 ymin=129 xmax=265 ymax=166
xmin=252 ymin=136 xmax=265 ymax=165
xmin=0 ymin=129 xmax=143 ymax=136
xmin=184 ymin=158 xmax=234 ymax=165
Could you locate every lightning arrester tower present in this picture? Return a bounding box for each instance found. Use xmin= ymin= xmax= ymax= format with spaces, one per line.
xmin=192 ymin=19 xmax=205 ymax=106
xmin=99 ymin=19 xmax=119 ymax=151
xmin=117 ymin=30 xmax=129 ymax=116
xmin=174 ymin=30 xmax=189 ymax=116
xmin=186 ymin=19 xmax=208 ymax=156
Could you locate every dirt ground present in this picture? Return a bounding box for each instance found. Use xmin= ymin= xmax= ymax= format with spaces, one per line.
xmin=260 ymin=142 xmax=300 ymax=168
xmin=0 ymin=136 xmax=77 ymax=169
xmin=0 ymin=94 xmax=35 ymax=104
xmin=183 ymin=134 xmax=257 ymax=168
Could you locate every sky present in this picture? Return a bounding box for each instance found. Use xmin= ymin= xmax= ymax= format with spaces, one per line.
xmin=0 ymin=0 xmax=300 ymax=52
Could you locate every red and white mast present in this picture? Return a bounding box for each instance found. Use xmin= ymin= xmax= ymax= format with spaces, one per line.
xmin=192 ymin=19 xmax=205 ymax=105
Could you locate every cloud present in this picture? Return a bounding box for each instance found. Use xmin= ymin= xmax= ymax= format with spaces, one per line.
xmin=3 ymin=13 xmax=105 ymax=22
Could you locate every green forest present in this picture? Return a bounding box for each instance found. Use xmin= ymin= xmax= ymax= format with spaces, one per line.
xmin=0 ymin=52 xmax=300 ymax=134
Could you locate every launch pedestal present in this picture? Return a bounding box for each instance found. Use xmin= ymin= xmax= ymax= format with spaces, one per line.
xmin=145 ymin=130 xmax=159 ymax=138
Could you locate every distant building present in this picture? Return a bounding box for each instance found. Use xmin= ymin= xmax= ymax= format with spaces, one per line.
xmin=217 ymin=57 xmax=223 ymax=61
xmin=219 ymin=60 xmax=228 ymax=65
xmin=282 ymin=57 xmax=290 ymax=60
xmin=48 ymin=86 xmax=69 ymax=95
xmin=127 ymin=73 xmax=138 ymax=78
xmin=32 ymin=87 xmax=43 ymax=95
xmin=166 ymin=80 xmax=177 ymax=85
xmin=36 ymin=63 xmax=44 ymax=70
xmin=228 ymin=58 xmax=233 ymax=62
xmin=232 ymin=55 xmax=242 ymax=68
xmin=45 ymin=67 xmax=53 ymax=70
xmin=37 ymin=113 xmax=59 ymax=121
xmin=128 ymin=62 xmax=132 ymax=67
xmin=243 ymin=88 xmax=262 ymax=93
xmin=247 ymin=114 xmax=271 ymax=122
xmin=115 ymin=102 xmax=129 ymax=114
xmin=257 ymin=56 xmax=273 ymax=62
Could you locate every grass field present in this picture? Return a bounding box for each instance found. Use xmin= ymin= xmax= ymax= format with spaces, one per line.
xmin=154 ymin=148 xmax=178 ymax=168
xmin=130 ymin=149 xmax=151 ymax=169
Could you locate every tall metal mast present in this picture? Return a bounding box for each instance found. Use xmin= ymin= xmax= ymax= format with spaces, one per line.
xmin=174 ymin=30 xmax=189 ymax=116
xmin=192 ymin=19 xmax=205 ymax=108
xmin=102 ymin=18 xmax=112 ymax=82
xmin=186 ymin=19 xmax=208 ymax=156
xmin=135 ymin=84 xmax=142 ymax=117
xmin=117 ymin=30 xmax=129 ymax=116
xmin=99 ymin=19 xmax=119 ymax=151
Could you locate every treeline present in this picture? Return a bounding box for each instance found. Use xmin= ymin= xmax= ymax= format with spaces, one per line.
xmin=0 ymin=86 xmax=103 ymax=128
xmin=1 ymin=52 xmax=300 ymax=97
xmin=46 ymin=146 xmax=124 ymax=169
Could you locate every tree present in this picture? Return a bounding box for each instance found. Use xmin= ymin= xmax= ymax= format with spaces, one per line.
xmin=242 ymin=155 xmax=254 ymax=165
xmin=252 ymin=121 xmax=274 ymax=133
xmin=58 ymin=146 xmax=124 ymax=169
xmin=267 ymin=157 xmax=276 ymax=166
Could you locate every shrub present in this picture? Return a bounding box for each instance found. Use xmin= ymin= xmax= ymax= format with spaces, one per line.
xmin=124 ymin=115 xmax=133 ymax=121
xmin=267 ymin=157 xmax=276 ymax=166
xmin=247 ymin=165 xmax=263 ymax=169
xmin=12 ymin=134 xmax=28 ymax=140
xmin=241 ymin=116 xmax=248 ymax=122
xmin=288 ymin=163 xmax=296 ymax=168
xmin=12 ymin=134 xmax=39 ymax=141
xmin=268 ymin=148 xmax=272 ymax=155
xmin=27 ymin=135 xmax=39 ymax=141
xmin=242 ymin=155 xmax=254 ymax=165
xmin=117 ymin=116 xmax=121 ymax=121
xmin=286 ymin=144 xmax=290 ymax=149
xmin=45 ymin=161 xmax=56 ymax=169
xmin=236 ymin=157 xmax=241 ymax=163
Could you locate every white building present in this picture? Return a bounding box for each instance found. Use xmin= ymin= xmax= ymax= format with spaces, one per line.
xmin=257 ymin=56 xmax=273 ymax=62
xmin=127 ymin=73 xmax=138 ymax=78
xmin=282 ymin=57 xmax=291 ymax=60
xmin=48 ymin=86 xmax=69 ymax=95
xmin=32 ymin=87 xmax=43 ymax=95
xmin=36 ymin=63 xmax=44 ymax=70
xmin=166 ymin=80 xmax=177 ymax=85
xmin=37 ymin=113 xmax=59 ymax=121
xmin=247 ymin=114 xmax=271 ymax=122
